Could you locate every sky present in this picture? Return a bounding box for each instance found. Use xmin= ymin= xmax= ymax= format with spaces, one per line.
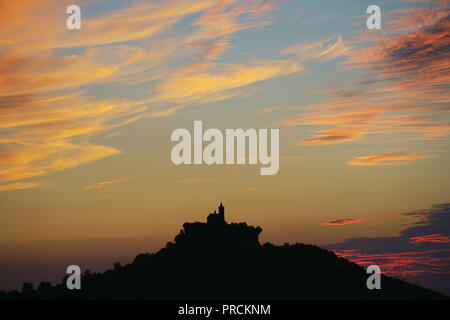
xmin=0 ymin=0 xmax=449 ymax=294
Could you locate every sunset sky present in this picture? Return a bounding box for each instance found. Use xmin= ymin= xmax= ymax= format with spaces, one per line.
xmin=0 ymin=0 xmax=449 ymax=294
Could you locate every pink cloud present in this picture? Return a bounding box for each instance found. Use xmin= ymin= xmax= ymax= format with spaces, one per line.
xmin=410 ymin=234 xmax=450 ymax=244
xmin=321 ymin=218 xmax=363 ymax=226
xmin=334 ymin=249 xmax=450 ymax=278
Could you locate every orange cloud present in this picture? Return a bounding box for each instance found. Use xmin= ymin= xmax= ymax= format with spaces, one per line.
xmin=0 ymin=1 xmax=284 ymax=190
xmin=279 ymin=1 xmax=450 ymax=159
xmin=0 ymin=92 xmax=146 ymax=185
xmin=256 ymin=107 xmax=280 ymax=115
xmin=183 ymin=0 xmax=278 ymax=64
xmin=146 ymin=105 xmax=185 ymax=119
xmin=158 ymin=32 xmax=350 ymax=105
xmin=154 ymin=59 xmax=302 ymax=104
xmin=85 ymin=177 xmax=135 ymax=191
xmin=0 ymin=181 xmax=45 ymax=192
xmin=348 ymin=153 xmax=433 ymax=166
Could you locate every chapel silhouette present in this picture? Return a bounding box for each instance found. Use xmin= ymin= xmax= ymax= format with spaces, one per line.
xmin=174 ymin=202 xmax=262 ymax=249
xmin=207 ymin=202 xmax=226 ymax=225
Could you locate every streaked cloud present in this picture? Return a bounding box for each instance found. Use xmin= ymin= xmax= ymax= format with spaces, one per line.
xmin=410 ymin=234 xmax=450 ymax=244
xmin=348 ymin=153 xmax=433 ymax=166
xmin=0 ymin=181 xmax=45 ymax=192
xmin=334 ymin=248 xmax=450 ymax=278
xmin=255 ymin=107 xmax=280 ymax=116
xmin=279 ymin=1 xmax=450 ymax=161
xmin=281 ymin=36 xmax=350 ymax=62
xmin=0 ymin=0 xmax=283 ymax=190
xmin=85 ymin=176 xmax=135 ymax=191
xmin=299 ymin=128 xmax=365 ymax=145
xmin=155 ymin=34 xmax=349 ymax=105
xmin=153 ymin=59 xmax=303 ymax=104
xmin=146 ymin=105 xmax=185 ymax=119
xmin=325 ymin=203 xmax=450 ymax=295
xmin=321 ymin=218 xmax=363 ymax=226
xmin=321 ymin=207 xmax=432 ymax=227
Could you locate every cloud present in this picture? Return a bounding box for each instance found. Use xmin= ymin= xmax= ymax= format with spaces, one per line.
xmin=410 ymin=234 xmax=450 ymax=244
xmin=146 ymin=105 xmax=185 ymax=118
xmin=155 ymin=34 xmax=350 ymax=105
xmin=0 ymin=91 xmax=146 ymax=188
xmin=299 ymin=128 xmax=365 ymax=145
xmin=0 ymin=0 xmax=283 ymax=190
xmin=153 ymin=59 xmax=303 ymax=104
xmin=0 ymin=1 xmax=357 ymax=190
xmin=255 ymin=107 xmax=280 ymax=116
xmin=281 ymin=36 xmax=350 ymax=62
xmin=0 ymin=181 xmax=45 ymax=192
xmin=0 ymin=0 xmax=217 ymax=51
xmin=184 ymin=0 xmax=278 ymax=63
xmin=398 ymin=209 xmax=431 ymax=218
xmin=348 ymin=153 xmax=434 ymax=166
xmin=321 ymin=218 xmax=363 ymax=226
xmin=85 ymin=176 xmax=135 ymax=191
xmin=279 ymin=1 xmax=450 ymax=160
xmin=334 ymin=248 xmax=450 ymax=279
xmin=3 ymin=0 xmax=446 ymax=189
xmin=322 ymin=208 xmax=432 ymax=227
xmin=324 ymin=203 xmax=450 ymax=295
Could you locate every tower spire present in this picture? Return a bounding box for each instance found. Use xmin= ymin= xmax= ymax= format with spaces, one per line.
xmin=218 ymin=201 xmax=224 ymax=217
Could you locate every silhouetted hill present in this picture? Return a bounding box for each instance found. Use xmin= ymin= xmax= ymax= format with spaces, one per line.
xmin=0 ymin=204 xmax=447 ymax=300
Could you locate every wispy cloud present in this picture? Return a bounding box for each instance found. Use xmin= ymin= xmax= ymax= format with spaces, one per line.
xmin=279 ymin=1 xmax=450 ymax=160
xmin=321 ymin=218 xmax=363 ymax=226
xmin=85 ymin=177 xmax=135 ymax=191
xmin=325 ymin=203 xmax=450 ymax=294
xmin=0 ymin=0 xmax=283 ymax=190
xmin=334 ymin=248 xmax=450 ymax=278
xmin=281 ymin=35 xmax=350 ymax=61
xmin=0 ymin=181 xmax=45 ymax=192
xmin=153 ymin=59 xmax=303 ymax=104
xmin=348 ymin=153 xmax=433 ymax=166
xmin=146 ymin=105 xmax=185 ymax=119
xmin=299 ymin=128 xmax=365 ymax=145
xmin=255 ymin=107 xmax=280 ymax=116
xmin=410 ymin=234 xmax=450 ymax=244
xmin=321 ymin=207 xmax=432 ymax=227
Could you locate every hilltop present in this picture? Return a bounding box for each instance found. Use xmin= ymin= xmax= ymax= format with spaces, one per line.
xmin=0 ymin=203 xmax=447 ymax=300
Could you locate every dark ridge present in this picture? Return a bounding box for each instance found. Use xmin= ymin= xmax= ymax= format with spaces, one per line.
xmin=0 ymin=203 xmax=447 ymax=300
